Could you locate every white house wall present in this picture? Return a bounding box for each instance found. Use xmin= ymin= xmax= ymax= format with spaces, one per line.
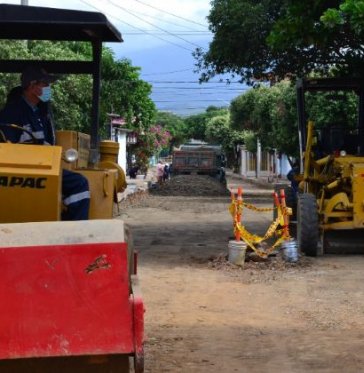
xmin=116 ymin=131 xmax=127 ymax=173
xmin=239 ymin=145 xmax=292 ymax=180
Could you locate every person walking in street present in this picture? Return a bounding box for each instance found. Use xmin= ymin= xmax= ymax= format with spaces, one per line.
xmin=156 ymin=160 xmax=164 ymax=185
xmin=163 ymin=163 xmax=170 ymax=182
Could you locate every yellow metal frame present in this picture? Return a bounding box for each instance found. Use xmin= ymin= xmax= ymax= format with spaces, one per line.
xmin=300 ymin=121 xmax=364 ymax=232
xmin=0 ymin=132 xmax=127 ymax=223
xmin=0 ymin=143 xmax=62 ymax=223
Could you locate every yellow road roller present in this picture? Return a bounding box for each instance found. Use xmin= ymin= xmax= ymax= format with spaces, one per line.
xmin=0 ymin=4 xmax=143 ymax=372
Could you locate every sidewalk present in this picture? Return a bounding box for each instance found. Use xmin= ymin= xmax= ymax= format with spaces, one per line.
xmin=225 ymin=170 xmax=286 ymax=197
xmin=118 ymin=169 xmax=154 ymax=201
xmin=225 ymin=170 xmax=289 ymax=189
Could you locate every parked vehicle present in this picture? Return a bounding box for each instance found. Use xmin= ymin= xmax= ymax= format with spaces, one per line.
xmin=172 ymin=144 xmax=226 ymax=183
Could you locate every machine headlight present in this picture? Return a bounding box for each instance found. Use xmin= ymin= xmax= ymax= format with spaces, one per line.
xmin=64 ymin=148 xmax=79 ymax=163
xmin=340 ymin=150 xmax=347 ymax=157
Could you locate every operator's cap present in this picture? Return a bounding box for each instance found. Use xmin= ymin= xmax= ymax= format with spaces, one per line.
xmin=21 ymin=65 xmax=57 ymax=88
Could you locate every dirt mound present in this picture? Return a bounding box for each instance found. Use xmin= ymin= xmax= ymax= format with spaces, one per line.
xmin=149 ymin=175 xmax=230 ymax=197
xmin=207 ymin=252 xmax=313 ymax=284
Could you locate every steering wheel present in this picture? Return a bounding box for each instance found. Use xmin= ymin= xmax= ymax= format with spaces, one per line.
xmin=0 ymin=123 xmax=39 ymax=144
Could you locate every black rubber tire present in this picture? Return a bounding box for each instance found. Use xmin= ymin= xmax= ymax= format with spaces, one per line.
xmin=297 ymin=193 xmax=319 ymax=256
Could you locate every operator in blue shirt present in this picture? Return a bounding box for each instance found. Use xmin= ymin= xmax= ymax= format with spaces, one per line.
xmin=0 ymin=66 xmax=90 ymax=220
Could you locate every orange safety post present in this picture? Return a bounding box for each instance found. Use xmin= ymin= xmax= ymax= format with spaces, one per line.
xmin=230 ymin=191 xmax=238 ymax=240
xmin=235 ymin=186 xmax=243 ymax=241
xmin=279 ymin=188 xmax=290 ymax=238
xmin=273 ymin=191 xmax=280 ymax=211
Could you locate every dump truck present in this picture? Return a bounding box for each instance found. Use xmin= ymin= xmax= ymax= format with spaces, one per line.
xmin=290 ymin=78 xmax=364 ymax=256
xmin=172 ymin=144 xmax=226 ymax=182
xmin=0 ymin=4 xmax=143 ymax=372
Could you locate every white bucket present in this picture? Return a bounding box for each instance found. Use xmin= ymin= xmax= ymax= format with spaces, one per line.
xmin=281 ymin=238 xmax=299 ymax=263
xmin=228 ymin=240 xmax=247 ymax=267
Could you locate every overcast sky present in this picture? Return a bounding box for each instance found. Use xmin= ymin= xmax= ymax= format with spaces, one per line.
xmin=7 ymin=0 xmax=212 ymax=53
xmin=4 ymin=0 xmax=248 ymax=115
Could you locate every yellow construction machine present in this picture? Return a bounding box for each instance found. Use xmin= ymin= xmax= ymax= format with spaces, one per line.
xmin=0 ymin=132 xmax=126 ymax=223
xmin=293 ymin=78 xmax=364 ymax=256
xmin=0 ymin=4 xmax=143 ymax=373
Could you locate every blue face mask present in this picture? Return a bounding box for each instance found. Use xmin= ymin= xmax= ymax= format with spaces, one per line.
xmin=38 ymin=86 xmax=51 ymax=102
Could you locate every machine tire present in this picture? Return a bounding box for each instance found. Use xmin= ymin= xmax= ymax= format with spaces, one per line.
xmin=297 ymin=193 xmax=319 ymax=256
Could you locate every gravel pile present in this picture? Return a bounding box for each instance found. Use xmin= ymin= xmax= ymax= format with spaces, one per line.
xmin=207 ymin=252 xmax=313 ymax=284
xmin=149 ymin=175 xmax=230 ymax=197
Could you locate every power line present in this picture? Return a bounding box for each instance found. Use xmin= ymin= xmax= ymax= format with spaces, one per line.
xmin=123 ymin=32 xmax=211 ymax=36
xmin=151 ymin=88 xmax=246 ymax=91
xmin=152 ymin=91 xmax=245 ymax=95
xmin=153 ymin=100 xmax=233 ymax=102
xmin=132 ymin=0 xmax=208 ymax=29
xmin=116 ymin=5 xmax=204 ymax=32
xmin=122 ymin=30 xmax=210 ymax=32
xmin=147 ymin=80 xmax=245 ymax=84
xmin=106 ymin=0 xmax=204 ymax=50
xmin=159 ymin=107 xmax=227 ymax=110
xmin=79 ymin=0 xmax=195 ymax=52
xmin=153 ymin=87 xmax=249 ymax=92
xmin=141 ymin=68 xmax=193 ymax=76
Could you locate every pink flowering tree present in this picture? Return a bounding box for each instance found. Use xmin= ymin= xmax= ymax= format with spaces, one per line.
xmin=149 ymin=124 xmax=172 ymax=151
xmin=133 ymin=124 xmax=172 ymax=172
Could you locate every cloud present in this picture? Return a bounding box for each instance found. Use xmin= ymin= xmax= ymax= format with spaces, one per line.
xmin=6 ymin=0 xmax=211 ymax=52
xmin=4 ymin=0 xmax=228 ymax=114
xmin=4 ymin=0 xmax=211 ymax=53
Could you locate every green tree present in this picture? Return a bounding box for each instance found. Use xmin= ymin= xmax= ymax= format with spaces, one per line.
xmin=205 ymin=113 xmax=230 ymax=144
xmin=194 ymin=0 xmax=284 ymax=83
xmin=230 ymin=90 xmax=256 ymax=132
xmin=267 ymin=1 xmax=364 ymax=78
xmin=205 ymin=112 xmax=245 ymax=167
xmin=195 ymin=0 xmax=364 ymax=83
xmin=269 ymin=82 xmax=299 ymax=157
xmin=0 ymin=40 xmax=156 ymax=137
xmin=321 ymin=1 xmax=364 ymax=36
xmin=155 ymin=111 xmax=188 ymax=151
xmin=184 ymin=106 xmax=228 ymax=141
xmin=230 ymin=86 xmax=276 ymax=150
xmin=0 ymin=41 xmax=31 ymax=104
xmin=229 ymin=81 xmax=358 ymax=158
xmin=100 ymin=48 xmax=156 ymax=137
xmin=306 ymin=91 xmax=358 ymax=129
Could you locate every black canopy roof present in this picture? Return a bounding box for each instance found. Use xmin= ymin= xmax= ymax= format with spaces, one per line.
xmin=296 ymin=77 xmax=364 ymax=155
xmin=0 ymin=4 xmax=122 ymax=42
xmin=297 ymin=78 xmax=364 ymax=93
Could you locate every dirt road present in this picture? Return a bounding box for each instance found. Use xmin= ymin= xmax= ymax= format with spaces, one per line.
xmin=120 ymin=176 xmax=364 ymax=373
